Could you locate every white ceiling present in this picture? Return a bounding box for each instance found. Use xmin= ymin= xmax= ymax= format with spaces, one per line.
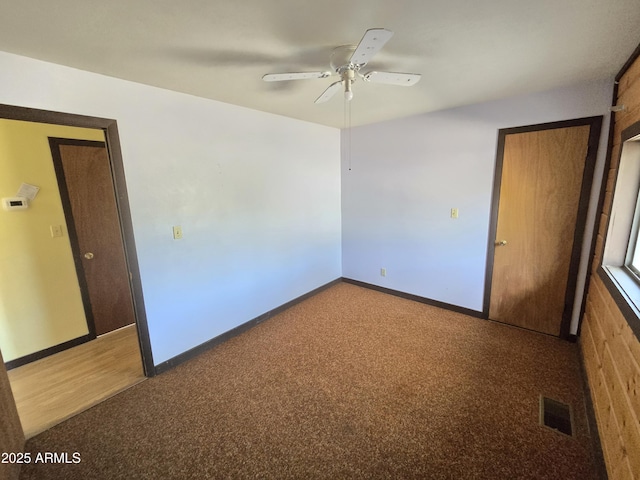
xmin=0 ymin=0 xmax=639 ymax=128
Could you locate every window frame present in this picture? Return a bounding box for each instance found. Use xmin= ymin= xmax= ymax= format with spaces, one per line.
xmin=624 ymin=188 xmax=640 ymax=280
xmin=598 ymin=119 xmax=640 ymax=340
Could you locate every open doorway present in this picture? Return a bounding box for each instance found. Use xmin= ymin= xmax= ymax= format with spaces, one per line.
xmin=0 ymin=104 xmax=154 ymax=436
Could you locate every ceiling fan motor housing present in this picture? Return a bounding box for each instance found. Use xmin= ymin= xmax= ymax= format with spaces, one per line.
xmin=330 ymin=45 xmax=358 ymax=73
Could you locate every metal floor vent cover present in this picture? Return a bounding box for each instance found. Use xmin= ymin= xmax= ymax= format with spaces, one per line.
xmin=540 ymin=396 xmax=573 ymax=437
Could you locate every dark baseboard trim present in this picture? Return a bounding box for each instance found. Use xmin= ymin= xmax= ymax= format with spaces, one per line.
xmin=154 ymin=278 xmax=342 ymax=375
xmin=154 ymin=276 xmax=488 ymax=375
xmin=341 ymin=277 xmax=484 ymax=318
xmin=4 ymin=333 xmax=93 ymax=370
xmin=577 ymin=339 xmax=609 ymax=480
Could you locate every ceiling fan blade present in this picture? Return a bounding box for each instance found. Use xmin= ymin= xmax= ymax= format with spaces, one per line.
xmin=363 ymin=71 xmax=421 ymax=86
xmin=263 ymin=72 xmax=331 ymax=82
xmin=315 ymin=81 xmax=343 ymax=104
xmin=349 ymin=28 xmax=394 ymax=68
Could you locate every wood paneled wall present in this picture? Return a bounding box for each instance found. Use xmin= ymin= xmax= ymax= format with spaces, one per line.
xmin=581 ymin=48 xmax=640 ymax=480
xmin=0 ymin=350 xmax=24 ymax=480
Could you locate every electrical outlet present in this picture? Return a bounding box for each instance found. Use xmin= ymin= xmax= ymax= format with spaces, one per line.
xmin=173 ymin=226 xmax=183 ymax=239
xmin=380 ymin=268 xmax=386 ymax=277
xmin=451 ymin=208 xmax=459 ymax=219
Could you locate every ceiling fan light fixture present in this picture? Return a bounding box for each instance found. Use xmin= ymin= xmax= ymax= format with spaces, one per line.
xmin=343 ymin=69 xmax=355 ymax=101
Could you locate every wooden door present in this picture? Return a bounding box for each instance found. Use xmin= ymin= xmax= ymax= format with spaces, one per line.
xmin=488 ymin=122 xmax=596 ymax=336
xmin=50 ymin=139 xmax=135 ymax=336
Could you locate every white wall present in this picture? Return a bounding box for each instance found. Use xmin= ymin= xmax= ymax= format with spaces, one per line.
xmin=0 ymin=51 xmax=341 ymax=365
xmin=342 ymin=79 xmax=613 ymax=333
xmin=0 ymin=49 xmax=614 ymax=366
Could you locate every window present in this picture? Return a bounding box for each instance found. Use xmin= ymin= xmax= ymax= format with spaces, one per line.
xmin=626 ymin=188 xmax=640 ymax=278
xmin=600 ymin=120 xmax=640 ymax=336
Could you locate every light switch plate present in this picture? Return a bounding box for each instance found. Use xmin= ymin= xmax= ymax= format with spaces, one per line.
xmin=173 ymin=226 xmax=183 ymax=239
xmin=50 ymin=225 xmax=63 ymax=238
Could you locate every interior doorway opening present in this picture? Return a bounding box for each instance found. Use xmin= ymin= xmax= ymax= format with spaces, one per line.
xmin=0 ymin=103 xmax=154 ymax=436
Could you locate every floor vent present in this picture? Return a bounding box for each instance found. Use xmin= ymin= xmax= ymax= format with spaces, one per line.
xmin=540 ymin=396 xmax=573 ymax=436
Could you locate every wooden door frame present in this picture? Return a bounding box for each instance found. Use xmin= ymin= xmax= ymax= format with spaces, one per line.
xmin=0 ymin=103 xmax=155 ymax=377
xmin=483 ymin=116 xmax=603 ymax=339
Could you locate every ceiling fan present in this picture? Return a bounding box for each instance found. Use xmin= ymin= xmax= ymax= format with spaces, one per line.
xmin=262 ymin=28 xmax=421 ymax=104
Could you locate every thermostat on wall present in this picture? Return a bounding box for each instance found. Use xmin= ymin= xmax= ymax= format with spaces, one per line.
xmin=2 ymin=197 xmax=29 ymax=211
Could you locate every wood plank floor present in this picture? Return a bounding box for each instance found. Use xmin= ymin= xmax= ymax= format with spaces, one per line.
xmin=7 ymin=324 xmax=145 ymax=439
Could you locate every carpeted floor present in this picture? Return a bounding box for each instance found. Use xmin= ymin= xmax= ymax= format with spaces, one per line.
xmin=19 ymin=283 xmax=599 ymax=479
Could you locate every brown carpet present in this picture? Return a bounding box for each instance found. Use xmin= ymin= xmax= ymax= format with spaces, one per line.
xmin=20 ymin=283 xmax=598 ymax=479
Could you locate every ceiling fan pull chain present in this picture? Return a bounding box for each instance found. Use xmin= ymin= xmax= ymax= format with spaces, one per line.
xmin=345 ymin=95 xmax=352 ymax=171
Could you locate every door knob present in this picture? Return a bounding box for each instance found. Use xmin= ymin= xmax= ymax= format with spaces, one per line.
xmin=495 ymin=240 xmax=507 ymax=247
xmin=84 ymin=252 xmax=94 ymax=259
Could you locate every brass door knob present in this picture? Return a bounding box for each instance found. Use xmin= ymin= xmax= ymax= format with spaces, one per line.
xmin=84 ymin=252 xmax=94 ymax=259
xmin=495 ymin=240 xmax=507 ymax=247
